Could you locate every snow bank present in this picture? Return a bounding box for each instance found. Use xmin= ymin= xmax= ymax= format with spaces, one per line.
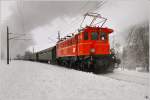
xmin=0 ymin=60 xmax=148 ymax=100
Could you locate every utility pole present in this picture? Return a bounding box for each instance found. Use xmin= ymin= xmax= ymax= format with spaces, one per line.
xmin=7 ymin=26 xmax=9 ymax=64
xmin=58 ymin=31 xmax=60 ymax=41
xmin=6 ymin=26 xmax=32 ymax=64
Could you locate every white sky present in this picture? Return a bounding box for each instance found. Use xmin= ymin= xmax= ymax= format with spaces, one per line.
xmin=0 ymin=0 xmax=149 ymax=54
xmin=0 ymin=1 xmax=15 ymax=24
xmin=30 ymin=16 xmax=83 ymax=52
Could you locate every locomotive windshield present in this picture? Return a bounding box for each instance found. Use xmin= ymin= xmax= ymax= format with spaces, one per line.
xmin=100 ymin=32 xmax=107 ymax=40
xmin=91 ymin=32 xmax=98 ymax=40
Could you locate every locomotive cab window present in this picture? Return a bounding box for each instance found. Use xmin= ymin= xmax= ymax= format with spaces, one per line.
xmin=91 ymin=32 xmax=98 ymax=40
xmin=84 ymin=32 xmax=88 ymax=40
xmin=100 ymin=32 xmax=107 ymax=40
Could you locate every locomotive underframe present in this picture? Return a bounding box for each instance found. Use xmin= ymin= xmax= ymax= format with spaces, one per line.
xmin=56 ymin=54 xmax=117 ymax=73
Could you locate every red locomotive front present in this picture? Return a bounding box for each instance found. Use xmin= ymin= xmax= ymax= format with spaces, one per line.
xmin=76 ymin=26 xmax=113 ymax=56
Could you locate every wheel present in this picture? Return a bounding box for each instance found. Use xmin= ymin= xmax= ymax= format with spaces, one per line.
xmin=93 ymin=60 xmax=102 ymax=74
xmin=79 ymin=62 xmax=85 ymax=71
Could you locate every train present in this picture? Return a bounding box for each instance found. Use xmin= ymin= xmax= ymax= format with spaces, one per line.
xmin=29 ymin=13 xmax=120 ymax=73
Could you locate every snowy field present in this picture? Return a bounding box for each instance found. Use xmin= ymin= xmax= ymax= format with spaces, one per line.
xmin=0 ymin=60 xmax=149 ymax=100
xmin=103 ymin=68 xmax=149 ymax=86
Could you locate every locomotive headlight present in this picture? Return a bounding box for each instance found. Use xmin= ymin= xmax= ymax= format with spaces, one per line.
xmin=90 ymin=48 xmax=95 ymax=53
xmin=101 ymin=36 xmax=105 ymax=40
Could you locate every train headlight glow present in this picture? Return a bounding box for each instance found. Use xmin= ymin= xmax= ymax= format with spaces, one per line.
xmin=101 ymin=36 xmax=105 ymax=40
xmin=90 ymin=48 xmax=95 ymax=53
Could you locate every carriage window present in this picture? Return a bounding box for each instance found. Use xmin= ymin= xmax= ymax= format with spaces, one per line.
xmin=91 ymin=32 xmax=98 ymax=40
xmin=84 ymin=32 xmax=88 ymax=40
xmin=100 ymin=32 xmax=107 ymax=40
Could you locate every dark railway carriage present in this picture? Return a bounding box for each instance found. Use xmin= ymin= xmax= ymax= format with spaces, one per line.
xmin=49 ymin=46 xmax=56 ymax=64
xmin=32 ymin=46 xmax=56 ymax=64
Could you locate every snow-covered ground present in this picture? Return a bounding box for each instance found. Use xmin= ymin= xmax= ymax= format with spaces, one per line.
xmin=0 ymin=60 xmax=149 ymax=100
xmin=103 ymin=68 xmax=149 ymax=86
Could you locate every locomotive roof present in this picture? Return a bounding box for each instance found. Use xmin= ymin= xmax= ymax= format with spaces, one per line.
xmin=82 ymin=26 xmax=113 ymax=33
xmin=57 ymin=26 xmax=113 ymax=44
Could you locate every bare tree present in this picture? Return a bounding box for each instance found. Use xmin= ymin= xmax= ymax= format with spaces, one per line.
xmin=122 ymin=22 xmax=149 ymax=72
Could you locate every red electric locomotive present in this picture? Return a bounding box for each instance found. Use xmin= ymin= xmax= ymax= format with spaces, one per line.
xmin=56 ymin=13 xmax=119 ymax=73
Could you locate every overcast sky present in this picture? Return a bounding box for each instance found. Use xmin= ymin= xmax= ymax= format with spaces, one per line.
xmin=0 ymin=0 xmax=149 ymax=58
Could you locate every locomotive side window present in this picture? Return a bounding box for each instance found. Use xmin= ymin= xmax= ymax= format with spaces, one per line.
xmin=91 ymin=32 xmax=98 ymax=40
xmin=84 ymin=32 xmax=88 ymax=40
xmin=100 ymin=32 xmax=107 ymax=40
